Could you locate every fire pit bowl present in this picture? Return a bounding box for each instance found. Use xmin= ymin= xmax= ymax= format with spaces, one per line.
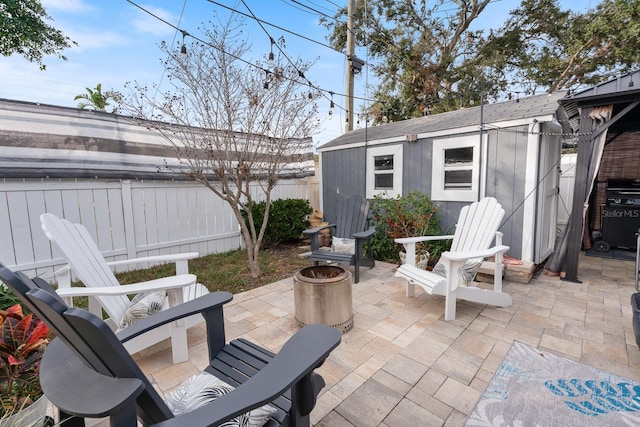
xmin=293 ymin=265 xmax=353 ymax=334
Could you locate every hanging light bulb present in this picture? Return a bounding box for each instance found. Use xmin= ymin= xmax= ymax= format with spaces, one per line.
xmin=263 ymin=70 xmax=270 ymax=90
xmin=328 ymin=91 xmax=335 ymax=117
xmin=180 ymin=30 xmax=188 ymax=55
xmin=268 ymin=37 xmax=275 ymax=65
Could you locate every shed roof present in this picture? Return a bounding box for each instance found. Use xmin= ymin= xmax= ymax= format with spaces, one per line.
xmin=561 ymin=69 xmax=640 ymax=106
xmin=319 ymin=91 xmax=566 ymax=150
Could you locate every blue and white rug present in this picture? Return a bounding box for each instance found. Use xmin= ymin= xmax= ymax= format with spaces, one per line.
xmin=466 ymin=341 xmax=640 ymax=426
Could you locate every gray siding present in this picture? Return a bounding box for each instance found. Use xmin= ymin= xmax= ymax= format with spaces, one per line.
xmin=321 ymin=147 xmax=365 ymax=222
xmin=484 ymin=126 xmax=528 ymax=258
xmin=320 ymin=128 xmax=530 ymax=260
xmin=404 ymin=139 xmax=433 ymax=193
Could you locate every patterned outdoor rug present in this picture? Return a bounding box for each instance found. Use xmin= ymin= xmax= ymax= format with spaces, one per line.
xmin=466 ymin=341 xmax=640 ymax=426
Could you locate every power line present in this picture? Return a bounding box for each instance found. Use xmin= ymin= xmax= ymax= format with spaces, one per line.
xmin=205 ymin=0 xmax=341 ymax=54
xmin=125 ymin=0 xmax=373 ymax=110
xmin=239 ymin=0 xmax=349 ymax=113
xmin=280 ymin=0 xmax=341 ymax=22
xmin=298 ymin=0 xmax=341 ymax=17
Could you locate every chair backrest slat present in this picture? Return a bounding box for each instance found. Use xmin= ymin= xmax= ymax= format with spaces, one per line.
xmin=335 ymin=195 xmax=370 ymax=239
xmin=450 ymin=197 xmax=505 ymax=256
xmin=41 ymin=213 xmax=130 ymax=321
xmin=0 ymin=262 xmax=173 ymax=425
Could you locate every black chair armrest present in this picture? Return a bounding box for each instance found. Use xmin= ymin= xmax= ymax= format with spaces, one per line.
xmin=151 ymin=324 xmax=341 ymax=427
xmin=41 ymin=339 xmax=145 ymax=419
xmin=304 ymin=224 xmax=337 ymax=251
xmin=303 ymin=223 xmax=336 ymax=236
xmin=352 ymin=226 xmax=376 ymax=240
xmin=116 ymin=292 xmax=232 ymax=344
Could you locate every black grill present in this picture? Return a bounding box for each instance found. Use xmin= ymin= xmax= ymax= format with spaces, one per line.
xmin=598 ymin=180 xmax=640 ymax=251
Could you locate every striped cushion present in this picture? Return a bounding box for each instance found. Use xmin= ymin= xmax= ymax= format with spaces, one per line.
xmin=165 ymin=371 xmax=276 ymax=426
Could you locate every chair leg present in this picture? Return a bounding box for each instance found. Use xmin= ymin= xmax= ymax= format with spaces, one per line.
xmin=170 ymin=322 xmax=189 ymax=363
xmin=168 ymin=288 xmax=189 ymax=363
xmin=58 ymin=410 xmax=86 ymax=427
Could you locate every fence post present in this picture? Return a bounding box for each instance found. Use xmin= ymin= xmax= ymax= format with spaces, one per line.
xmin=121 ymin=180 xmax=137 ymax=260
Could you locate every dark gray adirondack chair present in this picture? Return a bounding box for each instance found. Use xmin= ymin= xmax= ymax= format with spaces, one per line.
xmin=0 ymin=263 xmax=341 ymax=427
xmin=304 ymin=195 xmax=375 ymax=283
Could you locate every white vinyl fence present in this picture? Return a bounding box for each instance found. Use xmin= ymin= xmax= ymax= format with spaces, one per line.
xmin=0 ymin=177 xmax=319 ymax=279
xmin=558 ymin=153 xmax=577 ymax=226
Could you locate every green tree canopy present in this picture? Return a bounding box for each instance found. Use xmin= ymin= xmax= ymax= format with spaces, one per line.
xmin=323 ymin=0 xmax=495 ymax=121
xmin=483 ymin=0 xmax=640 ymax=93
xmin=0 ymin=0 xmax=75 ymax=70
xmin=323 ymin=0 xmax=640 ymax=122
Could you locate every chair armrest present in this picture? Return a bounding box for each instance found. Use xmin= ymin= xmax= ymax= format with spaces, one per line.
xmin=106 ymin=252 xmax=199 ymax=268
xmin=441 ymin=245 xmax=509 ymax=261
xmin=55 ymin=274 xmax=197 ymax=298
xmin=394 ymin=235 xmax=455 ymax=245
xmin=352 ymin=226 xmax=376 ymax=240
xmin=41 ymin=338 xmax=145 ymax=418
xmin=151 ymin=324 xmax=341 ymax=427
xmin=116 ymin=291 xmax=233 ymax=344
xmin=303 ymin=223 xmax=336 ymax=236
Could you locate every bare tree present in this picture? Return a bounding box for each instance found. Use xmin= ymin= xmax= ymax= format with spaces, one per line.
xmin=122 ymin=17 xmax=319 ymax=278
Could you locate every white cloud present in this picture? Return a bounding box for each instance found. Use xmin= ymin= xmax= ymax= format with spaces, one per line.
xmin=41 ymin=0 xmax=92 ymax=13
xmin=130 ymin=5 xmax=176 ymax=37
xmin=65 ymin=30 xmax=130 ymax=51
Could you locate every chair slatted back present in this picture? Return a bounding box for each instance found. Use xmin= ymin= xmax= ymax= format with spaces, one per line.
xmin=0 ymin=263 xmax=172 ymax=425
xmin=450 ymin=197 xmax=505 ymax=259
xmin=334 ymin=195 xmax=370 ymax=239
xmin=40 ymin=213 xmax=130 ymax=322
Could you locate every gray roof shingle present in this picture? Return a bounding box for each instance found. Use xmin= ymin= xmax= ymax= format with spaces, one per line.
xmin=319 ymin=91 xmax=566 ymax=149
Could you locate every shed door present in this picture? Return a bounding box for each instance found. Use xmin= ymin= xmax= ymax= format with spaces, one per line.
xmin=535 ymin=132 xmax=561 ymax=263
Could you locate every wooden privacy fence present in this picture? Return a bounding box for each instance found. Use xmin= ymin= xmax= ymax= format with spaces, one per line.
xmin=0 ymin=177 xmax=319 ymax=279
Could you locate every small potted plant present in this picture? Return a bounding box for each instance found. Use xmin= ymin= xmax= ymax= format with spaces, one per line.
xmin=0 ymin=302 xmax=50 ymax=426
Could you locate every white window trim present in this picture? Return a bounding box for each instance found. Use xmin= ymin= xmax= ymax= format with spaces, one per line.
xmin=432 ymin=135 xmax=483 ymax=202
xmin=366 ymin=144 xmax=403 ymax=199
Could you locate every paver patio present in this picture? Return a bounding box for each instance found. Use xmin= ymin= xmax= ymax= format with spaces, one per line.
xmin=89 ymin=253 xmax=640 ymax=426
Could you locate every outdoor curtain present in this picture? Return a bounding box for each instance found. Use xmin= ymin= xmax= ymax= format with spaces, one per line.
xmin=545 ymin=105 xmax=613 ymax=275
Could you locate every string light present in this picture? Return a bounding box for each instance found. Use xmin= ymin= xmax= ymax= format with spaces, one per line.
xmin=263 ymin=70 xmax=270 ymax=90
xmin=483 ymin=123 xmax=592 ymax=137
xmin=180 ymin=30 xmax=188 ymax=54
xmin=268 ymin=37 xmax=275 ymax=65
xmin=328 ymin=91 xmax=334 ymax=117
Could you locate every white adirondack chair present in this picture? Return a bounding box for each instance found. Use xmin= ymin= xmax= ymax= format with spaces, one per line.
xmin=40 ymin=213 xmax=209 ymax=363
xmin=394 ymin=197 xmax=512 ymax=321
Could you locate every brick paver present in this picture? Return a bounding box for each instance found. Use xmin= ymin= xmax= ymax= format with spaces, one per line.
xmin=86 ymin=254 xmax=640 ymax=426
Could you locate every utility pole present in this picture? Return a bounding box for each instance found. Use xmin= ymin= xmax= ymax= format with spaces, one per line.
xmin=345 ymin=0 xmax=355 ymax=132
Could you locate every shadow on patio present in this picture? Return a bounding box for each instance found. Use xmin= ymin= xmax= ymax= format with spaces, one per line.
xmin=128 ymin=254 xmax=640 ymax=426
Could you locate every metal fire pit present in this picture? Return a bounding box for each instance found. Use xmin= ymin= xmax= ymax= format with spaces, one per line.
xmin=293 ymin=265 xmax=353 ymax=334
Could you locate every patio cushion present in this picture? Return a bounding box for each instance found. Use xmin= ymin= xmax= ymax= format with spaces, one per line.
xmin=165 ymin=371 xmax=276 ymax=426
xmin=432 ymin=259 xmax=483 ymax=286
xmin=117 ymin=290 xmax=166 ymax=330
xmin=332 ymin=237 xmax=355 ymax=254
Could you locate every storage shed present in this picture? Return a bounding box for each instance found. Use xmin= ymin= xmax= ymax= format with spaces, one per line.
xmin=317 ymin=92 xmax=569 ymax=263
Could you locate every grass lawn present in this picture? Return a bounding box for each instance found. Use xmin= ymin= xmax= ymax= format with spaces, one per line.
xmin=115 ymin=242 xmax=311 ymax=294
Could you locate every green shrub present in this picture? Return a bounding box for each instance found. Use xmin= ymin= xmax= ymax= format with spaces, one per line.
xmin=367 ymin=192 xmax=448 ymax=266
xmin=0 ymin=284 xmax=23 ymax=312
xmin=242 ymin=198 xmax=312 ymax=246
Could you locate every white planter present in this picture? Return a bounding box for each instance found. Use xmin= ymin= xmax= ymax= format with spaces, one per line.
xmin=0 ymin=394 xmax=48 ymax=427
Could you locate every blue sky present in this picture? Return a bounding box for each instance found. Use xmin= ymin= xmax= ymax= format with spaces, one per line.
xmin=1 ymin=0 xmax=592 ymax=147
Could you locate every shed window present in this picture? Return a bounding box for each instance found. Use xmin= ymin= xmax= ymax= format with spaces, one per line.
xmin=443 ymin=147 xmax=474 ymax=190
xmin=374 ymin=155 xmax=394 ymax=189
xmin=432 ymin=135 xmax=482 ymax=202
xmin=367 ymin=145 xmax=403 ymax=198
